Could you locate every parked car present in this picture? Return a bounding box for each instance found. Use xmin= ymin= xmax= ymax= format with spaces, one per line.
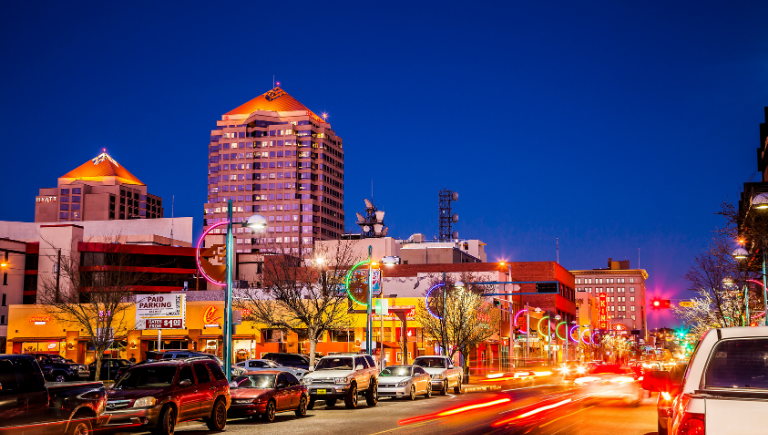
xmin=104 ymin=359 xmax=231 ymax=435
xmin=228 ymin=370 xmax=309 ymax=422
xmin=261 ymin=352 xmax=311 ymax=370
xmin=302 ymin=354 xmax=379 ymax=409
xmin=0 ymin=354 xmax=107 ymax=435
xmin=154 ymin=351 xmax=245 ymax=378
xmin=88 ymin=358 xmax=134 ymax=381
xmin=236 ymin=359 xmax=309 ymax=380
xmin=643 ymin=362 xmax=688 ymax=435
xmin=662 ymin=327 xmax=768 ymax=435
xmin=378 ymin=365 xmax=432 ymax=400
xmin=30 ymin=353 xmax=90 ymax=382
xmin=413 ymin=356 xmax=463 ymax=395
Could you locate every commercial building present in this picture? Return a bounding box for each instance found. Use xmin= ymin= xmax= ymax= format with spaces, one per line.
xmin=203 ymin=86 xmax=345 ymax=257
xmin=35 ymin=152 xmax=163 ymax=222
xmin=570 ymin=258 xmax=649 ymax=337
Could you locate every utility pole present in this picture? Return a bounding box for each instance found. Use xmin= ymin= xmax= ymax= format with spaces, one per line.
xmin=366 ymin=245 xmax=373 ymax=356
xmin=442 ymin=272 xmax=448 ymax=357
xmin=55 ymin=248 xmax=61 ymax=303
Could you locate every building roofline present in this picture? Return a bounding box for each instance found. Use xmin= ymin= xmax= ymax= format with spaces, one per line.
xmin=569 ymin=269 xmax=649 ymax=279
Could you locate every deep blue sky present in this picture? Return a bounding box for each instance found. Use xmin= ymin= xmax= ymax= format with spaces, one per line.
xmin=3 ymin=1 xmax=768 ymax=328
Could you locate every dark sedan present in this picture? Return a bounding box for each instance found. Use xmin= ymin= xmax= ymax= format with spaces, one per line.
xmin=228 ymin=370 xmax=308 ymax=423
xmin=89 ymin=358 xmax=133 ymax=381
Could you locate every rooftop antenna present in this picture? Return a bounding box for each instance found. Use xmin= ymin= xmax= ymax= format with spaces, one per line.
xmin=272 ymin=75 xmax=275 ymax=89
xmin=556 ymin=237 xmax=560 ymax=264
xmin=170 ymin=195 xmax=174 ymax=246
xmin=638 ymin=248 xmax=641 ymax=269
xmin=371 ymin=179 xmax=374 ymax=201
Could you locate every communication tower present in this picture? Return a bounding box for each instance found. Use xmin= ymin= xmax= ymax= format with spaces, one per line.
xmin=438 ymin=189 xmax=459 ymax=241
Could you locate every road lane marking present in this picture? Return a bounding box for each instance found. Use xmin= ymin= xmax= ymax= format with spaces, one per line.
xmin=538 ymin=405 xmax=593 ymax=428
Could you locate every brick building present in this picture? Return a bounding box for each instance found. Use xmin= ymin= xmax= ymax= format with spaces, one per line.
xmin=35 ymin=152 xmax=163 ymax=222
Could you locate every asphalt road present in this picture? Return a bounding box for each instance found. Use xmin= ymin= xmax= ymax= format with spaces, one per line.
xmin=119 ymin=384 xmax=659 ymax=435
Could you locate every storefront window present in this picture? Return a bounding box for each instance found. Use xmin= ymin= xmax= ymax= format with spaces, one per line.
xmin=330 ymin=330 xmax=355 ymax=342
xmin=233 ymin=339 xmax=255 ymax=363
xmin=146 ymin=340 xmax=188 ymax=352
xmin=22 ymin=341 xmax=66 ymax=357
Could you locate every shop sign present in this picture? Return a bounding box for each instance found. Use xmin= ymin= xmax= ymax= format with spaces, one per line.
xmin=30 ymin=315 xmax=51 ymax=325
xmin=372 ymin=305 xmax=415 ymax=321
xmin=515 ymin=337 xmax=540 ymax=342
xmin=598 ymin=293 xmax=608 ymax=331
xmin=135 ymin=294 xmax=186 ymax=330
xmin=203 ymin=305 xmax=222 ymax=328
xmin=47 ymin=343 xmax=58 ymax=350
xmin=36 ymin=196 xmax=57 ymax=203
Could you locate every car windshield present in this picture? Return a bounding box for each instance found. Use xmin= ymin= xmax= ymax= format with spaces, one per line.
xmin=414 ymin=358 xmax=446 ymax=368
xmin=113 ymin=366 xmax=177 ymax=390
xmin=380 ymin=367 xmax=412 ymax=377
xmin=315 ymin=357 xmax=353 ymax=370
xmin=231 ymin=374 xmax=276 ymax=389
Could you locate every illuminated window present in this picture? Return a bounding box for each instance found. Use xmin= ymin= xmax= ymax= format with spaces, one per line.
xmin=629 ymin=278 xmax=635 ymax=283
xmin=629 ymin=287 xmax=635 ymax=293
xmin=630 ymin=306 xmax=635 ymax=312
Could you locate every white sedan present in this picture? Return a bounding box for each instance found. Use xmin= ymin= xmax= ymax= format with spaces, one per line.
xmin=377 ymin=365 xmax=432 ymax=400
xmin=236 ymin=359 xmax=309 ymax=380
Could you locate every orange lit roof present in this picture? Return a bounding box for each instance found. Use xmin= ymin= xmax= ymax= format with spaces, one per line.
xmin=224 ymin=87 xmax=326 ymax=123
xmin=60 ymin=152 xmax=144 ymax=185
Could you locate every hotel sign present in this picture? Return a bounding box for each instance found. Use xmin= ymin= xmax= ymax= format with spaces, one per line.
xmin=598 ymin=293 xmax=608 ymax=331
xmin=36 ymin=196 xmax=57 ymax=203
xmin=135 ymin=294 xmax=186 ymax=330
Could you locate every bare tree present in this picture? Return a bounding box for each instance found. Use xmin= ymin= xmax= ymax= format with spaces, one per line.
xmin=37 ymin=237 xmax=159 ymax=381
xmin=237 ymin=240 xmax=360 ymax=368
xmin=416 ymin=272 xmax=501 ymax=380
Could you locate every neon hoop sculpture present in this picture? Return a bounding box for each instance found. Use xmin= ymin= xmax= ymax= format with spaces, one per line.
xmin=425 ymin=283 xmax=446 ymax=319
xmin=344 ymin=259 xmax=371 ymax=306
xmin=581 ymin=328 xmax=591 ymax=345
xmin=556 ymin=322 xmax=567 ymax=341
xmin=569 ymin=325 xmax=579 ymax=343
xmin=196 ymin=221 xmax=229 ymax=286
xmin=514 ymin=309 xmax=528 ymax=327
xmin=537 ymin=316 xmax=550 ymax=338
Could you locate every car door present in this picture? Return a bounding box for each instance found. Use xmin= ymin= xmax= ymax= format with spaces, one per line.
xmin=192 ymin=362 xmax=215 ymax=418
xmin=413 ymin=367 xmax=425 ymax=392
xmin=354 ymin=357 xmax=368 ymax=390
xmin=275 ymin=373 xmax=291 ymax=410
xmin=176 ymin=365 xmax=199 ymax=421
xmin=284 ymin=373 xmax=302 ymax=407
xmin=16 ymin=357 xmax=49 ymax=426
xmin=0 ymin=359 xmax=26 ymax=428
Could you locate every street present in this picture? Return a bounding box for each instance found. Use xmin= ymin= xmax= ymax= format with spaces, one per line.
xmin=124 ymin=384 xmax=658 ymax=435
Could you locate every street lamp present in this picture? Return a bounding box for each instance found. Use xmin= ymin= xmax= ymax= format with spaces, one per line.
xmin=554 ymin=314 xmax=562 ymax=364
xmin=223 ymin=203 xmax=267 ymax=382
xmin=733 ymin=245 xmax=768 ymax=324
xmin=752 ymin=193 xmax=768 ymax=210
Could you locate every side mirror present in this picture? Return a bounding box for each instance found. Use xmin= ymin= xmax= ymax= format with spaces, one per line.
xmin=355 ymin=365 xmax=364 ymax=371
xmin=642 ymin=370 xmax=670 ymax=392
xmin=276 ymin=381 xmax=288 ymax=389
xmin=179 ymin=379 xmax=192 ymax=388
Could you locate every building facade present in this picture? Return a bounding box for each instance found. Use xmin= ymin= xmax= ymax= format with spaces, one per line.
xmin=570 ymin=258 xmax=649 ymax=337
xmin=204 ymin=87 xmax=344 ymax=257
xmin=35 ymin=152 xmax=163 ymax=222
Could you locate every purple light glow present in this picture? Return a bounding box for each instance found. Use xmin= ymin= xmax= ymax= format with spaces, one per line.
xmin=513 ymin=309 xmax=528 ymax=327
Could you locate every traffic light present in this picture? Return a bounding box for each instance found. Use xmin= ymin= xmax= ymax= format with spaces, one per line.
xmin=651 ymin=298 xmax=671 ymax=309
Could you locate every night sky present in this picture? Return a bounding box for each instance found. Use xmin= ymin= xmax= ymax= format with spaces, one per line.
xmin=3 ymin=1 xmax=768 ymax=328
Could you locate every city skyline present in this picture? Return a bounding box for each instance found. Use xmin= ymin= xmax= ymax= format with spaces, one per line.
xmin=3 ymin=1 xmax=768 ymax=330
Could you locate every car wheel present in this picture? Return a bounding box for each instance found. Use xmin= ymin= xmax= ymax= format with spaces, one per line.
xmin=153 ymin=406 xmax=176 ymax=435
xmin=295 ymin=396 xmax=307 ymax=417
xmin=345 ymin=384 xmax=358 ymax=409
xmin=454 ymin=377 xmax=462 ymax=394
xmin=54 ymin=373 xmax=67 ymax=383
xmin=439 ymin=380 xmax=448 ymax=396
xmin=425 ymin=383 xmax=432 ymax=398
xmin=326 ymin=398 xmax=337 ymax=407
xmin=67 ymin=418 xmax=91 ymax=435
xmin=658 ymin=420 xmax=668 ymax=435
xmin=205 ymin=398 xmax=227 ymax=431
xmin=307 ymin=398 xmax=316 ymax=410
xmin=409 ymin=385 xmax=417 ymax=400
xmin=365 ymin=379 xmax=378 ymax=406
xmin=263 ymin=400 xmax=276 ymax=423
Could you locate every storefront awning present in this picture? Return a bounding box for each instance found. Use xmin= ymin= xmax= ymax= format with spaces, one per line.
xmin=9 ymin=337 xmax=64 ymax=342
xmin=140 ymin=335 xmax=188 ymax=341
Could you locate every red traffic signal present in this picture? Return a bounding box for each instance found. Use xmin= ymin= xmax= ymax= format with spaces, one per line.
xmin=651 ymin=298 xmax=671 ymax=309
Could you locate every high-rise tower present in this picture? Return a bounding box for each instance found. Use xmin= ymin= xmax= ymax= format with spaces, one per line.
xmin=203 ymin=87 xmax=344 ymax=256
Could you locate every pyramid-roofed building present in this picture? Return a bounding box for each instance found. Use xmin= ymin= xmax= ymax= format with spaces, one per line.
xmin=35 ymin=152 xmax=163 ymax=222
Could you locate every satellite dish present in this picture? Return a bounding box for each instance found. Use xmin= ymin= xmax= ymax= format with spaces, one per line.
xmin=452 ymin=231 xmax=459 ymax=239
xmin=363 ymin=225 xmax=370 ymax=232
xmin=364 ymin=199 xmax=374 ymax=209
xmin=452 ymin=214 xmax=459 ymax=223
xmin=452 ymin=192 xmax=459 ymax=201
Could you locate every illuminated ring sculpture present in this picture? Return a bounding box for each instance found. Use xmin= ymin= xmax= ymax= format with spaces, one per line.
xmin=592 ymin=331 xmax=600 ymax=344
xmin=196 ymin=221 xmax=229 ymax=286
xmin=556 ymin=322 xmax=567 ymax=340
xmin=537 ymin=316 xmax=550 ymax=338
xmin=569 ymin=325 xmax=579 ymax=343
xmin=514 ymin=309 xmax=528 ymax=327
xmin=581 ymin=328 xmax=591 ymax=345
xmin=424 ymin=283 xmax=446 ymax=319
xmin=344 ymin=259 xmax=371 ymax=306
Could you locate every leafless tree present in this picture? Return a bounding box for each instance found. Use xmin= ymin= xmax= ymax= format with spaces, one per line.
xmin=37 ymin=236 xmax=160 ymax=381
xmin=416 ymin=272 xmax=501 ymax=380
xmin=237 ymin=240 xmax=360 ymax=368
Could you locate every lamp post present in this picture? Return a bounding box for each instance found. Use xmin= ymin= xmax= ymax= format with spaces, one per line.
xmin=554 ymin=314 xmax=561 ymax=364
xmin=223 ymin=204 xmax=266 ymax=382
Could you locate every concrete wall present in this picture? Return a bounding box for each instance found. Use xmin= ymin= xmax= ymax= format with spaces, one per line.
xmin=0 ymin=217 xmax=194 ymax=245
xmin=0 ymin=239 xmax=27 ymax=349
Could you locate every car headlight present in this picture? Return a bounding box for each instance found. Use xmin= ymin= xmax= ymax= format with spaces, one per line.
xmin=303 ymin=378 xmax=313 ymax=385
xmin=397 ymin=380 xmax=409 ymax=387
xmin=432 ymin=374 xmax=443 ymax=379
xmin=334 ymin=377 xmax=350 ymax=385
xmin=132 ymin=397 xmax=157 ymax=408
xmin=234 ymin=399 xmax=252 ymax=404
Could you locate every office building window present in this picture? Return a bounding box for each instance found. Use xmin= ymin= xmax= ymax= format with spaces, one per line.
xmin=629 ymin=287 xmax=635 ymax=293
xmin=631 ymin=306 xmax=635 ymax=311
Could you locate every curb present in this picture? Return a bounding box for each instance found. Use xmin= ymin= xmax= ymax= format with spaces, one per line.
xmin=462 ymin=384 xmax=502 ymax=393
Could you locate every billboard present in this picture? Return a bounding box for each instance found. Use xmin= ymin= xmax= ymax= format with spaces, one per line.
xmin=135 ymin=294 xmax=186 ymax=330
xmin=598 ymin=293 xmax=608 ymax=331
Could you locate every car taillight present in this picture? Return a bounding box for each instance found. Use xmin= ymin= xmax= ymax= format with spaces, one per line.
xmin=677 ymin=412 xmax=705 ymax=435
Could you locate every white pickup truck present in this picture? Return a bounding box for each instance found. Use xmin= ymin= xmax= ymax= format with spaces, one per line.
xmin=666 ymin=326 xmax=768 ymax=435
xmin=413 ymin=356 xmax=463 ymax=395
xmin=302 ymin=354 xmax=379 ymax=409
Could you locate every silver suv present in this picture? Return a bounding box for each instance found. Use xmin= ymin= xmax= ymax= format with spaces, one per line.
xmin=302 ymin=354 xmax=378 ymax=409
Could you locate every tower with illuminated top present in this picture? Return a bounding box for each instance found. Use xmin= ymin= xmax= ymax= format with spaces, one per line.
xmin=204 ymin=87 xmax=345 ymax=257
